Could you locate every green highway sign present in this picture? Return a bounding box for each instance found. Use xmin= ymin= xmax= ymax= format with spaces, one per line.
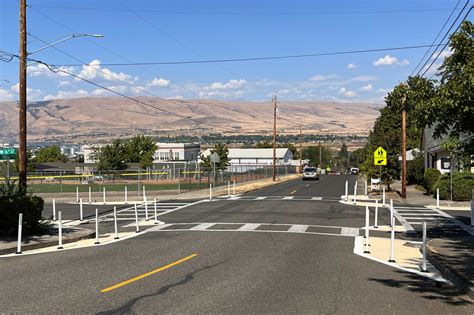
xmin=0 ymin=147 xmax=17 ymax=160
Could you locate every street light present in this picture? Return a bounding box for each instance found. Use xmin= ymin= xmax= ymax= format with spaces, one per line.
xmin=18 ymin=0 xmax=103 ymax=192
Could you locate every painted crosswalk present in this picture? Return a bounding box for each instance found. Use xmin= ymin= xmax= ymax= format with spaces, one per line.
xmin=393 ymin=205 xmax=474 ymax=236
xmin=219 ymin=195 xmax=335 ymax=202
xmin=148 ymin=222 xmax=361 ymax=237
xmin=97 ymin=202 xmax=191 ymax=222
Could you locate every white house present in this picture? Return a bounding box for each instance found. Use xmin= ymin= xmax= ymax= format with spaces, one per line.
xmin=153 ymin=143 xmax=200 ymax=162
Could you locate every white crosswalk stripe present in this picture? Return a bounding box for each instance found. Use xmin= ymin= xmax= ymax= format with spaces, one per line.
xmin=97 ymin=202 xmax=191 ymax=222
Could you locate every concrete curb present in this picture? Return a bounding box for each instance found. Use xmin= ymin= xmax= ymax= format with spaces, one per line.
xmin=0 ymin=227 xmax=95 ymax=256
xmin=427 ymin=244 xmax=474 ymax=298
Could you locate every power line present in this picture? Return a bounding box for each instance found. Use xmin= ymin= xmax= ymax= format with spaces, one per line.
xmin=419 ymin=4 xmax=473 ymax=77
xmin=50 ymin=44 xmax=446 ymax=67
xmin=27 ymin=4 xmax=456 ymax=16
xmin=410 ymin=0 xmax=461 ymax=76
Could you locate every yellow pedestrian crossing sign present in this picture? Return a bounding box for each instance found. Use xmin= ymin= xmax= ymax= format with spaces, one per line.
xmin=373 ymin=146 xmax=387 ymax=165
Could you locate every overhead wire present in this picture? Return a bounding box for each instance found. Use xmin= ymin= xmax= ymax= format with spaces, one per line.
xmin=419 ymin=4 xmax=473 ymax=77
xmin=410 ymin=0 xmax=461 ymax=76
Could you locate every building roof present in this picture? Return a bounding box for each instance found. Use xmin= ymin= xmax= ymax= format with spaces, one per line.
xmin=202 ymin=148 xmax=292 ymax=159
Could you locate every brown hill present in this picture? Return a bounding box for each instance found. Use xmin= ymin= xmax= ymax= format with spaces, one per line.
xmin=0 ymin=97 xmax=381 ymax=143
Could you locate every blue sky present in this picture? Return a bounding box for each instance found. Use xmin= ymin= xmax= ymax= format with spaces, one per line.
xmin=0 ymin=0 xmax=460 ymax=103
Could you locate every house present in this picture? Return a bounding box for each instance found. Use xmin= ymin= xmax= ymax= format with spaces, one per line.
xmin=153 ymin=143 xmax=200 ymax=162
xmin=421 ymin=125 xmax=471 ymax=174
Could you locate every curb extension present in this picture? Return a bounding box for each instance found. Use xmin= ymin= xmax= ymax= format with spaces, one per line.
xmin=427 ymin=245 xmax=474 ymax=298
xmin=0 ymin=227 xmax=95 ymax=256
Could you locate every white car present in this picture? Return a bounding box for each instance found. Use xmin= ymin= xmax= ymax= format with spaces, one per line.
xmin=302 ymin=167 xmax=319 ymax=181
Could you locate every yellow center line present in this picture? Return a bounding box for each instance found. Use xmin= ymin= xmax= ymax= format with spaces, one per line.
xmin=290 ymin=190 xmax=297 ymax=195
xmin=100 ymin=253 xmax=198 ymax=293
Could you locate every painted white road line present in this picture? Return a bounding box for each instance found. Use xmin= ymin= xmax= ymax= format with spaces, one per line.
xmin=190 ymin=223 xmax=216 ymax=230
xmin=237 ymin=223 xmax=261 ymax=231
xmin=401 ymin=213 xmax=445 ymax=216
xmin=341 ymin=227 xmax=360 ymax=236
xmin=288 ymin=225 xmax=309 ymax=233
xmin=282 ymin=196 xmax=294 ymax=200
xmin=229 ymin=197 xmax=241 ymax=200
xmin=147 ymin=224 xmax=173 ymax=231
xmin=311 ymin=197 xmax=323 ymax=200
xmin=256 ymin=197 xmax=267 ymax=200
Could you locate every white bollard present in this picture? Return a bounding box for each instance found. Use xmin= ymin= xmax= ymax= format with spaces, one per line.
xmin=374 ymin=199 xmax=379 ymax=228
xmin=94 ymin=208 xmax=100 ymax=245
xmin=389 ymin=216 xmax=396 ymax=262
xmin=113 ymin=206 xmax=119 ymax=240
xmin=52 ymin=199 xmax=56 ymax=221
xmin=125 ymin=186 xmax=128 ymax=204
xmin=209 ymin=183 xmax=212 ymax=200
xmin=436 ymin=189 xmax=440 ymax=209
xmin=422 ymin=221 xmax=427 ymax=272
xmin=76 ymin=186 xmax=79 ymax=203
xmin=134 ymin=203 xmax=140 ymax=233
xmin=353 ymin=181 xmax=357 ymax=204
xmin=154 ymin=198 xmax=158 ymax=224
xmin=382 ymin=187 xmax=386 ymax=206
xmin=143 ymin=185 xmax=146 ymax=202
xmin=232 ymin=180 xmax=236 ymax=196
xmin=16 ymin=213 xmax=23 ymax=254
xmin=79 ymin=198 xmax=83 ymax=221
xmin=390 ymin=199 xmax=394 ymax=227
xmin=102 ymin=187 xmax=106 ymax=204
xmin=364 ymin=181 xmax=368 ymax=196
xmin=57 ymin=211 xmax=63 ymax=249
xmin=345 ymin=180 xmax=348 ymax=201
xmin=228 ymin=181 xmax=231 ymax=197
xmin=88 ymin=187 xmax=92 ymax=204
xmin=364 ymin=206 xmax=370 ymax=253
xmin=144 ymin=197 xmax=149 ymax=221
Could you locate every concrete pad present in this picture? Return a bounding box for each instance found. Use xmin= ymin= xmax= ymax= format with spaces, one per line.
xmin=427 ymin=205 xmax=471 ymax=211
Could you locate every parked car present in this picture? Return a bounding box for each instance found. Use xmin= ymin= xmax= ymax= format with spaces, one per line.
xmin=302 ymin=167 xmax=319 ymax=181
xmin=350 ymin=167 xmax=359 ymax=175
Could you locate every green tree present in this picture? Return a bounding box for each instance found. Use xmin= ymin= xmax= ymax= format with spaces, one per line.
xmin=349 ymin=148 xmax=367 ymax=167
xmin=123 ymin=135 xmax=157 ymax=169
xmin=95 ymin=139 xmax=127 ymax=170
xmin=338 ymin=143 xmax=349 ymax=159
xmin=414 ymin=21 xmax=473 ymax=153
xmin=301 ymin=146 xmax=332 ymax=168
xmin=200 ymin=143 xmax=230 ymax=169
xmin=32 ymin=146 xmax=66 ymax=163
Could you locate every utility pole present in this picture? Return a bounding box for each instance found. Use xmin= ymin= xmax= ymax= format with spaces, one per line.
xmin=401 ymin=92 xmax=407 ymax=199
xmin=272 ymin=95 xmax=277 ymax=181
xmin=319 ymin=141 xmax=322 ymax=167
xmin=18 ymin=0 xmax=27 ymax=193
xmin=299 ymin=124 xmax=302 ymax=173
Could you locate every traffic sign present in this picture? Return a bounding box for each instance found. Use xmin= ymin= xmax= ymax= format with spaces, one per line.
xmin=374 ymin=157 xmax=387 ymax=166
xmin=373 ymin=146 xmax=387 ymax=158
xmin=0 ymin=147 xmax=17 ymax=161
xmin=210 ymin=152 xmax=220 ymax=163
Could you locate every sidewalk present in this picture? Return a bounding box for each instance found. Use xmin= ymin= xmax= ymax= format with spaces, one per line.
xmin=427 ymin=237 xmax=474 ymax=298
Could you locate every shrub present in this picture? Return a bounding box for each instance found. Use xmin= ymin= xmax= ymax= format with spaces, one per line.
xmin=423 ymin=168 xmax=441 ymax=195
xmin=407 ymin=153 xmax=424 ymax=185
xmin=0 ymin=183 xmax=46 ymax=237
xmin=432 ymin=172 xmax=474 ymax=201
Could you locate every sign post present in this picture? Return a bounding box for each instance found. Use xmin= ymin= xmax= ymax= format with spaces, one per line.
xmin=210 ymin=152 xmax=220 ymax=185
xmin=373 ymin=146 xmax=387 ymax=191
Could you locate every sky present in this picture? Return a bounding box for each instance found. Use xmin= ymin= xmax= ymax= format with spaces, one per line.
xmin=0 ymin=0 xmax=463 ymax=103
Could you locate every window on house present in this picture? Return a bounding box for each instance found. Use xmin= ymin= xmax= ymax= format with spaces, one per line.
xmin=441 ymin=157 xmax=451 ymax=170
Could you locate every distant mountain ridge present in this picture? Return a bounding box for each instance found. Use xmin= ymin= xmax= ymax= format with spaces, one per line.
xmin=0 ymin=97 xmax=381 ymax=143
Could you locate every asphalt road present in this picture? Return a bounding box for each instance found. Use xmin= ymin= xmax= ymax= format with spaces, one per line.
xmin=1 ymin=175 xmax=472 ymax=313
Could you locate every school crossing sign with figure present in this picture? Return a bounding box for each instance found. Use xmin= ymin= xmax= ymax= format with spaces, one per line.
xmin=373 ymin=146 xmax=387 ymax=166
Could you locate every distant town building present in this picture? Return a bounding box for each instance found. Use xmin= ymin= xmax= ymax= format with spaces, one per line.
xmin=153 ymin=143 xmax=200 ymax=162
xmin=83 ymin=144 xmax=104 ymax=163
xmin=201 ymin=148 xmax=294 ymax=170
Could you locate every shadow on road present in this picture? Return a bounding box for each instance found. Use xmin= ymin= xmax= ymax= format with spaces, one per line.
xmin=368 ymin=270 xmax=472 ymax=306
xmin=96 ymin=259 xmax=229 ymax=314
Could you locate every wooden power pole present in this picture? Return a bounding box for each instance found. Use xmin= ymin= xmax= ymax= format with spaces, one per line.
xmin=299 ymin=124 xmax=302 ymax=173
xmin=272 ymin=95 xmax=277 ymax=181
xmin=401 ymin=93 xmax=407 ymax=199
xmin=18 ymin=0 xmax=27 ymax=193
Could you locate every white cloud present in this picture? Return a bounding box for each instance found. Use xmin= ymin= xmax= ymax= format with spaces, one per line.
xmin=28 ymin=63 xmax=73 ymax=77
xmin=147 ymin=78 xmax=170 ymax=87
xmin=338 ymin=87 xmax=357 ymax=98
xmin=43 ymin=90 xmax=89 ymax=101
xmin=347 ymin=63 xmax=358 ymax=69
xmin=359 ymin=84 xmax=373 ymax=92
xmin=0 ymin=88 xmax=15 ymax=101
xmin=376 ymin=88 xmax=390 ymax=94
xmin=209 ymin=79 xmax=246 ymax=90
xmin=9 ymin=83 xmax=44 ymax=100
xmin=351 ymin=75 xmax=377 ymax=82
xmin=373 ymin=55 xmax=410 ymax=66
xmin=308 ymin=74 xmax=340 ymax=81
xmin=433 ymin=49 xmax=453 ymax=59
xmin=77 ymin=59 xmax=137 ymax=84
